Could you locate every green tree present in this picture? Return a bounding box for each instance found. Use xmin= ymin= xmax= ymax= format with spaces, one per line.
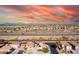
xmin=42 ymin=47 xmax=49 ymax=53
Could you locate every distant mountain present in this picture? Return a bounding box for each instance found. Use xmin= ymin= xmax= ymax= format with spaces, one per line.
xmin=0 ymin=22 xmax=79 ymax=26
xmin=0 ymin=22 xmax=27 ymax=26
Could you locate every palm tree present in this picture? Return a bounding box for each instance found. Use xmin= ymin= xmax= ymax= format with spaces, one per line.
xmin=0 ymin=38 xmax=4 ymax=44
xmin=55 ymin=38 xmax=62 ymax=50
xmin=13 ymin=36 xmax=18 ymax=40
xmin=39 ymin=37 xmax=45 ymax=40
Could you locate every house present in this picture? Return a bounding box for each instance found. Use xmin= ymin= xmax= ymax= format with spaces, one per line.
xmin=69 ymin=42 xmax=79 ymax=50
xmin=61 ymin=42 xmax=72 ymax=51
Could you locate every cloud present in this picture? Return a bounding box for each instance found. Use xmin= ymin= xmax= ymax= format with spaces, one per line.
xmin=0 ymin=5 xmax=79 ymax=23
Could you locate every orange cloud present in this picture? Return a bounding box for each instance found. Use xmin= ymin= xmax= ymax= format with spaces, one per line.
xmin=0 ymin=5 xmax=79 ymax=23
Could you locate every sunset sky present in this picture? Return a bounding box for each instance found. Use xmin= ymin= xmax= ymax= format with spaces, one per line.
xmin=0 ymin=5 xmax=79 ymax=23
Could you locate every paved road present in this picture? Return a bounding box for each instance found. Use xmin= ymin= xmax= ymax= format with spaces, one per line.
xmin=0 ymin=33 xmax=79 ymax=36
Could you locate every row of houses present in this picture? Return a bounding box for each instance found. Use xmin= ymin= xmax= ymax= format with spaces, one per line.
xmin=61 ymin=42 xmax=79 ymax=53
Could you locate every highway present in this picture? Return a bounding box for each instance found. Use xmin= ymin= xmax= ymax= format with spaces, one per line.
xmin=0 ymin=33 xmax=79 ymax=36
xmin=0 ymin=40 xmax=79 ymax=44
